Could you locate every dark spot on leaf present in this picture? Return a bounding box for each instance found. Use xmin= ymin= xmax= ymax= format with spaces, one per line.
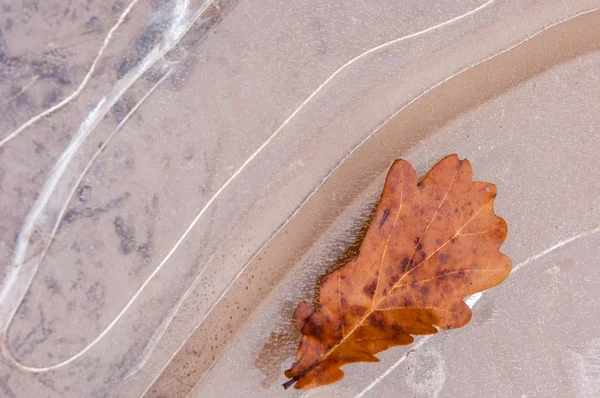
xmin=420 ymin=286 xmax=430 ymax=295
xmin=439 ymin=254 xmax=449 ymax=264
xmin=363 ymin=282 xmax=376 ymax=298
xmin=307 ymin=321 xmax=323 ymax=337
xmin=349 ymin=305 xmax=363 ymax=317
xmin=379 ymin=208 xmax=391 ymax=228
xmin=369 ymin=312 xmax=386 ymax=327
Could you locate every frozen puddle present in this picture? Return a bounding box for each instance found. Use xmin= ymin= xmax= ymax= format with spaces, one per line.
xmin=0 ymin=1 xmax=599 ymax=397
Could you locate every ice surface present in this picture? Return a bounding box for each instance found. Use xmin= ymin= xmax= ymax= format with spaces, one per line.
xmin=0 ymin=0 xmax=599 ymax=397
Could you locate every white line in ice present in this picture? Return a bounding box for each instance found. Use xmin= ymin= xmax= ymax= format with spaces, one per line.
xmin=354 ymin=335 xmax=434 ymax=398
xmin=511 ymin=225 xmax=600 ymax=274
xmin=0 ymin=0 xmax=142 ymax=148
xmin=124 ymin=251 xmax=217 ymax=378
xmin=0 ymin=0 xmax=215 ymax=373
xmin=0 ymin=69 xmax=173 ymax=372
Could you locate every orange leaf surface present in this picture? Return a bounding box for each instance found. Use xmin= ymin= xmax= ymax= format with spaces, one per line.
xmin=283 ymin=155 xmax=511 ymax=389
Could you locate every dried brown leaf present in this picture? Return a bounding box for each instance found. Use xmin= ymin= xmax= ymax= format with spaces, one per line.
xmin=283 ymin=155 xmax=511 ymax=389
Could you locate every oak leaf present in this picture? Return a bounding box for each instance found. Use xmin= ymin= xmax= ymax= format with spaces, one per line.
xmin=283 ymin=155 xmax=511 ymax=389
